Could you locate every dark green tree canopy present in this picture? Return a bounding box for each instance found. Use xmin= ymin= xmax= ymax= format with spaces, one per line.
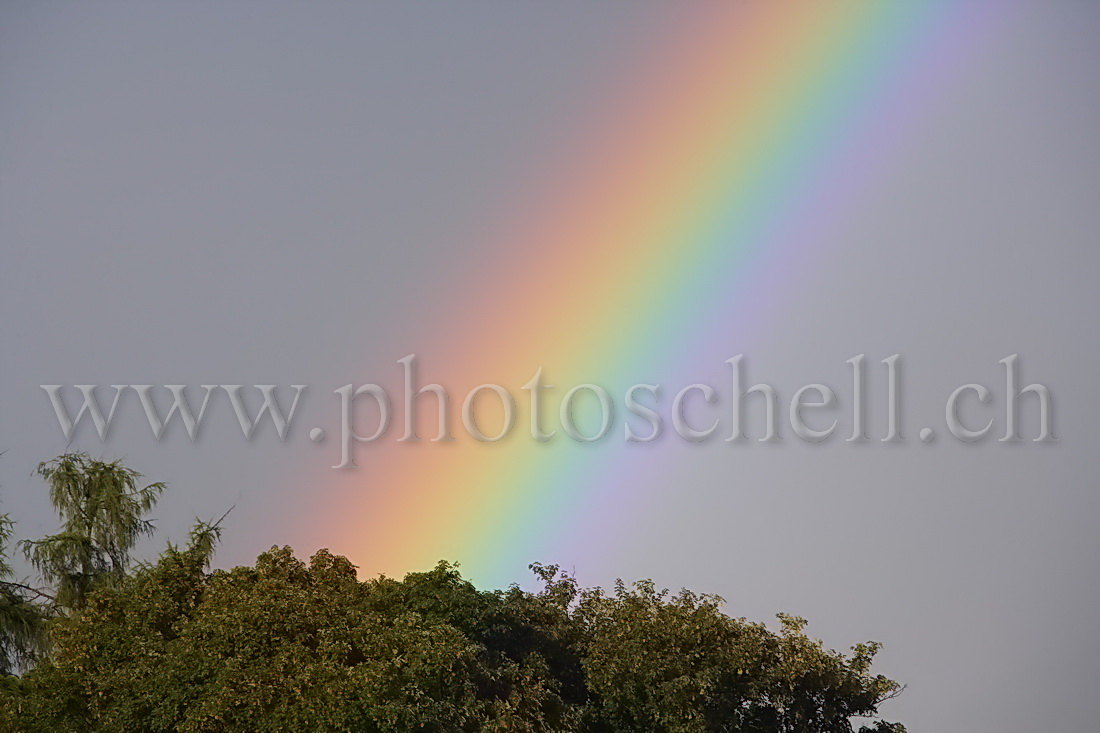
xmin=0 ymin=514 xmax=44 ymax=676
xmin=0 ymin=455 xmax=906 ymax=732
xmin=2 ymin=553 xmax=904 ymax=732
xmin=20 ymin=453 xmax=164 ymax=611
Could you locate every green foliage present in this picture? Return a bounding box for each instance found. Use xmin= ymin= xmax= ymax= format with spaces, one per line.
xmin=0 ymin=554 xmax=905 ymax=732
xmin=20 ymin=453 xmax=165 ymax=611
xmin=0 ymin=515 xmax=45 ymax=676
xmin=0 ymin=456 xmax=906 ymax=730
xmin=574 ymin=582 xmax=902 ymax=733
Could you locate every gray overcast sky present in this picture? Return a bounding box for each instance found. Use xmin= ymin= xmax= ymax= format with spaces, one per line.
xmin=2 ymin=3 xmax=1099 ymax=731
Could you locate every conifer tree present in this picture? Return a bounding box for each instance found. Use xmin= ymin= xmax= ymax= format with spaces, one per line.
xmin=20 ymin=453 xmax=164 ymax=611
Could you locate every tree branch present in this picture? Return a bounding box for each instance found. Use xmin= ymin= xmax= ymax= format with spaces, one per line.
xmin=1 ymin=579 xmax=57 ymax=604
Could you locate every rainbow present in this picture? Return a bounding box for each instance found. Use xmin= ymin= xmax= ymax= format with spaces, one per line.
xmin=305 ymin=1 xmax=1005 ymax=587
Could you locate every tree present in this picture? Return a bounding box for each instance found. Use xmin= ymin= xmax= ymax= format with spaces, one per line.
xmin=19 ymin=453 xmax=164 ymax=611
xmin=573 ymin=579 xmax=903 ymax=732
xmin=0 ymin=455 xmax=907 ymax=731
xmin=0 ymin=514 xmax=44 ymax=676
xmin=0 ymin=553 xmax=905 ymax=732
